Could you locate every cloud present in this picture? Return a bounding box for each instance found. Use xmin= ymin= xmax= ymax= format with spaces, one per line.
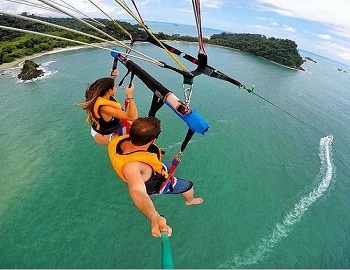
xmin=2 ymin=0 xmax=122 ymax=18
xmin=254 ymin=24 xmax=272 ymax=30
xmin=253 ymin=0 xmax=350 ymax=32
xmin=331 ymin=26 xmax=350 ymax=39
xmin=257 ymin=17 xmax=277 ymax=25
xmin=256 ymin=17 xmax=294 ymax=33
xmin=317 ymin=41 xmax=350 ymax=62
xmin=184 ymin=0 xmax=224 ymax=8
xmin=201 ymin=0 xmax=225 ymax=8
xmin=280 ymin=25 xmax=295 ymax=32
xmin=317 ymin=34 xmax=332 ymax=40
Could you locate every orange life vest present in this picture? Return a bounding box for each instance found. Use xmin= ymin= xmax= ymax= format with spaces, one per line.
xmin=92 ymin=97 xmax=124 ymax=135
xmin=93 ymin=96 xmax=121 ymax=118
xmin=108 ymin=135 xmax=168 ymax=182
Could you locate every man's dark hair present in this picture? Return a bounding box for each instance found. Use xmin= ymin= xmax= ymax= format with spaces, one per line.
xmin=129 ymin=117 xmax=161 ymax=146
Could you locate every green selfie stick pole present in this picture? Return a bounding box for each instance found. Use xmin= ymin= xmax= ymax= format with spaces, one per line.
xmin=161 ymin=232 xmax=174 ymax=269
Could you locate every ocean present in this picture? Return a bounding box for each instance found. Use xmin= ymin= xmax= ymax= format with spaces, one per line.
xmin=0 ymin=22 xmax=350 ymax=269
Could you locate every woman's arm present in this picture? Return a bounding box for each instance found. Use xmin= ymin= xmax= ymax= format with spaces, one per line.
xmin=100 ymin=84 xmax=138 ymax=121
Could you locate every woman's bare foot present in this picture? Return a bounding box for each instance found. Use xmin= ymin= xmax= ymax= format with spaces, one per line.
xmin=185 ymin=198 xmax=203 ymax=205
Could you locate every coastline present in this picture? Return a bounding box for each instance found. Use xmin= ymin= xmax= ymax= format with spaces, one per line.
xmin=0 ymin=45 xmax=87 ymax=72
xmin=0 ymin=41 xmax=304 ymax=73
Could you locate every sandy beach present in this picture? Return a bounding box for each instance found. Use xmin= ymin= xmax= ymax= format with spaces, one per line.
xmin=0 ymin=46 xmax=87 ymax=72
xmin=0 ymin=39 xmax=136 ymax=73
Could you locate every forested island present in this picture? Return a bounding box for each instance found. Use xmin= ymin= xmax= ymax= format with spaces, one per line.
xmin=0 ymin=13 xmax=304 ymax=69
xmin=17 ymin=59 xmax=44 ymax=80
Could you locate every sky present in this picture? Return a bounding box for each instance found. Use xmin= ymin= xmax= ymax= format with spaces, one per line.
xmin=2 ymin=0 xmax=350 ymax=66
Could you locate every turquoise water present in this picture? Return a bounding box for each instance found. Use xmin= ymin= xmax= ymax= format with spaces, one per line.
xmin=1 ymin=41 xmax=350 ymax=269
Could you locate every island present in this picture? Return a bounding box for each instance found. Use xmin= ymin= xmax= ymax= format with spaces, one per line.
xmin=0 ymin=13 xmax=304 ymax=70
xmin=304 ymin=56 xmax=317 ymax=63
xmin=336 ymin=68 xmax=347 ymax=73
xmin=17 ymin=60 xmax=44 ymax=80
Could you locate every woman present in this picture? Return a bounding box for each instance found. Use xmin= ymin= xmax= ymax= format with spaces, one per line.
xmin=79 ymin=72 xmax=138 ymax=145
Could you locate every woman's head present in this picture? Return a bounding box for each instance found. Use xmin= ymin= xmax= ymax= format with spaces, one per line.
xmin=78 ymin=77 xmax=116 ymax=125
xmin=85 ymin=77 xmax=115 ymax=101
xmin=129 ymin=117 xmax=161 ymax=146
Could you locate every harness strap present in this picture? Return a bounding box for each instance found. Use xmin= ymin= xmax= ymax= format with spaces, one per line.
xmin=118 ymin=69 xmax=135 ymax=88
xmin=118 ymin=69 xmax=131 ymax=87
xmin=181 ymin=129 xmax=195 ymax=153
xmin=162 ymin=129 xmax=195 ymax=192
xmin=148 ymin=94 xmax=165 ymax=117
xmin=128 ymin=72 xmax=135 ymax=88
xmin=111 ymin=56 xmax=118 ymax=77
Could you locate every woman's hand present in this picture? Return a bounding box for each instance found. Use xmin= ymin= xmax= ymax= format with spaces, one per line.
xmin=110 ymin=69 xmax=119 ymax=79
xmin=125 ymin=83 xmax=135 ymax=98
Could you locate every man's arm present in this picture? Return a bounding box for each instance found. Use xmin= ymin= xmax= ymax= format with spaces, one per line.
xmin=123 ymin=161 xmax=172 ymax=237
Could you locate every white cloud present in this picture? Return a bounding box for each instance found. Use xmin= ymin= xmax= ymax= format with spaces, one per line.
xmin=317 ymin=34 xmax=332 ymax=40
xmin=201 ymin=0 xmax=225 ymax=8
xmin=2 ymin=0 xmax=122 ymax=18
xmin=254 ymin=24 xmax=272 ymax=30
xmin=251 ymin=0 xmax=350 ymax=64
xmin=184 ymin=0 xmax=224 ymax=9
xmin=331 ymin=26 xmax=350 ymax=39
xmin=280 ymin=25 xmax=295 ymax=32
xmin=257 ymin=17 xmax=273 ymax=21
xmin=317 ymin=41 xmax=350 ymax=62
xmin=253 ymin=0 xmax=350 ymax=33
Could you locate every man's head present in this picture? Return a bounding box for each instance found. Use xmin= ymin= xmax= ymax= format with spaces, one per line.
xmin=129 ymin=117 xmax=161 ymax=146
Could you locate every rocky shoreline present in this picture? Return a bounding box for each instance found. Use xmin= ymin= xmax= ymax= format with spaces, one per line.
xmin=0 ymin=46 xmax=86 ymax=73
xmin=17 ymin=60 xmax=44 ymax=80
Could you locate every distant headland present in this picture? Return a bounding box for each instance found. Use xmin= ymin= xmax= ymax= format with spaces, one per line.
xmin=0 ymin=13 xmax=304 ymax=70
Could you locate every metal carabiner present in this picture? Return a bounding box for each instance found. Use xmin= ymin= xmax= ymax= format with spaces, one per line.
xmin=175 ymin=151 xmax=183 ymax=160
xmin=243 ymin=84 xmax=255 ymax=93
xmin=182 ymin=84 xmax=193 ymax=106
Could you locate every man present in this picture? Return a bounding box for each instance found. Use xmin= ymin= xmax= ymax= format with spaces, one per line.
xmin=108 ymin=116 xmax=203 ymax=237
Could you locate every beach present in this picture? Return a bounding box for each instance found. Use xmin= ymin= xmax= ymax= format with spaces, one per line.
xmin=0 ymin=46 xmax=87 ymax=72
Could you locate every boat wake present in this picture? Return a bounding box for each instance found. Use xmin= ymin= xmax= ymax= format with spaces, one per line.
xmin=220 ymin=135 xmax=335 ymax=269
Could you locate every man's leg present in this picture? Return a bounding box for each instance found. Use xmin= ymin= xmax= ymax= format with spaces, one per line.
xmin=181 ymin=187 xmax=203 ymax=205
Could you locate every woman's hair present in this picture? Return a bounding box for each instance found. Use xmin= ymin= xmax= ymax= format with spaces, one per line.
xmin=129 ymin=117 xmax=161 ymax=146
xmin=78 ymin=77 xmax=115 ymax=125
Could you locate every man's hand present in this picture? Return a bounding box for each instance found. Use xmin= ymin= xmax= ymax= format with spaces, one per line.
xmin=150 ymin=214 xmax=173 ymax=238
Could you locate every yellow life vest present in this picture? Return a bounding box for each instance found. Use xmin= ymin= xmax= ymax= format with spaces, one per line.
xmin=108 ymin=135 xmax=168 ymax=182
xmin=93 ymin=97 xmax=121 ymax=118
xmin=92 ymin=97 xmax=123 ymax=135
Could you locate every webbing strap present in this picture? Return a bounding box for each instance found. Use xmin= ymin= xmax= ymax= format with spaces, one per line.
xmin=192 ymin=0 xmax=206 ymax=55
xmin=118 ymin=69 xmax=130 ymax=86
xmin=148 ymin=94 xmax=164 ymax=117
xmin=181 ymin=129 xmax=195 ymax=153
xmin=111 ymin=57 xmax=118 ymax=76
xmin=165 ymin=128 xmax=195 ymax=183
xmin=128 ymin=73 xmax=135 ymax=88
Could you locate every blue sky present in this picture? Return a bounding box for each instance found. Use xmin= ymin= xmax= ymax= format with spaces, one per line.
xmin=3 ymin=0 xmax=350 ymax=66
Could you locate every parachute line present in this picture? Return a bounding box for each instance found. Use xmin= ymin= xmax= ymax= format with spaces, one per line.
xmin=112 ymin=0 xmax=188 ymax=72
